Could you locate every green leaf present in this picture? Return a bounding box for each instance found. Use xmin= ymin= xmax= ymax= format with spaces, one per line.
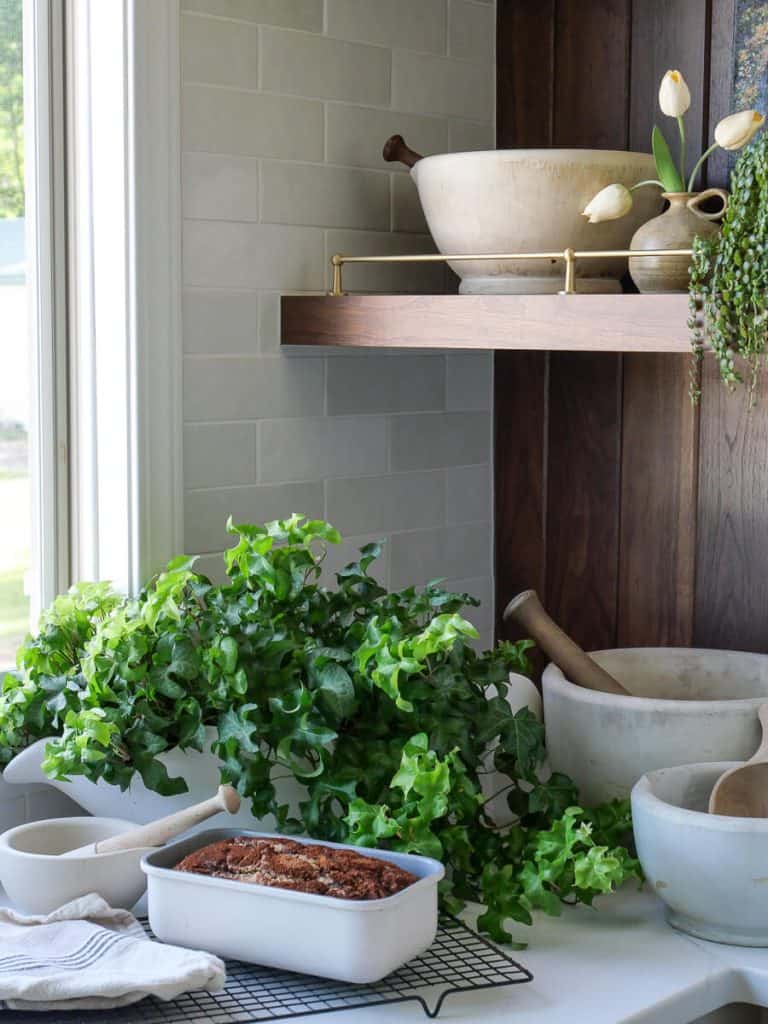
xmin=314 ymin=662 xmax=356 ymax=720
xmin=652 ymin=125 xmax=685 ymax=192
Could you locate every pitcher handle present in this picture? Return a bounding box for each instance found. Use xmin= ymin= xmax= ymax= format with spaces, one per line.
xmin=687 ymin=188 xmax=729 ymax=222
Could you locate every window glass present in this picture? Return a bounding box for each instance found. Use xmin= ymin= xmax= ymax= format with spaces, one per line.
xmin=0 ymin=0 xmax=29 ymax=666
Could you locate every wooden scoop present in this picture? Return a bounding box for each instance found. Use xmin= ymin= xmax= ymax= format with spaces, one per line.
xmin=709 ymin=706 xmax=768 ymax=817
xmin=382 ymin=134 xmax=423 ymax=168
xmin=62 ymin=785 xmax=241 ymax=858
xmin=503 ymin=590 xmax=630 ymax=696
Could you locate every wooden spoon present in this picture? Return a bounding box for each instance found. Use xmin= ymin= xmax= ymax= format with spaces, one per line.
xmin=503 ymin=590 xmax=630 ymax=697
xmin=382 ymin=134 xmax=423 ymax=168
xmin=709 ymin=706 xmax=768 ymax=817
xmin=61 ymin=785 xmax=241 ymax=858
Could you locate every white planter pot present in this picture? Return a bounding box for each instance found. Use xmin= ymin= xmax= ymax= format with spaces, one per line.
xmin=543 ymin=648 xmax=768 ymax=805
xmin=2 ymin=677 xmax=539 ymax=829
xmin=0 ymin=769 xmax=81 ymax=831
xmin=411 ymin=149 xmax=662 ymax=294
xmin=2 ymin=728 xmax=303 ymax=829
xmin=632 ymin=762 xmax=768 ymax=946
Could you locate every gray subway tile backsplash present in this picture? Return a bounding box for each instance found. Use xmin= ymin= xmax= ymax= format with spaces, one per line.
xmin=181 ymin=1 xmax=495 ymax=626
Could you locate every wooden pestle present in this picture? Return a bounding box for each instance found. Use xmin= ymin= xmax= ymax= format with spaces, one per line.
xmin=382 ymin=134 xmax=424 ymax=168
xmin=503 ymin=590 xmax=630 ymax=696
xmin=62 ymin=785 xmax=242 ymax=857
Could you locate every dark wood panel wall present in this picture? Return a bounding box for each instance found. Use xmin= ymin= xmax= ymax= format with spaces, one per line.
xmin=495 ymin=0 xmax=768 ymax=655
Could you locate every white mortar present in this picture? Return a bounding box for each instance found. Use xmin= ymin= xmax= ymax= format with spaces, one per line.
xmin=411 ymin=149 xmax=662 ymax=293
xmin=543 ymin=648 xmax=768 ymax=805
xmin=632 ymin=762 xmax=768 ymax=946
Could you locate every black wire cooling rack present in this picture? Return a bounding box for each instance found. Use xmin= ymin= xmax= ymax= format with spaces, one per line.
xmin=0 ymin=915 xmax=532 ymax=1023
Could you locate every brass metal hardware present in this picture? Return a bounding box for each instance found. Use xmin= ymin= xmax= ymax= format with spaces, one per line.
xmin=327 ymin=248 xmax=694 ymax=297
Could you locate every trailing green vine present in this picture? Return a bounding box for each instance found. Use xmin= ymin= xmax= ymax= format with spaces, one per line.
xmin=690 ymin=128 xmax=768 ymax=401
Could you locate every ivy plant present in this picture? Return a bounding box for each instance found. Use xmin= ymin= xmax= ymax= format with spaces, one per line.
xmin=0 ymin=515 xmax=640 ymax=945
xmin=690 ymin=128 xmax=768 ymax=400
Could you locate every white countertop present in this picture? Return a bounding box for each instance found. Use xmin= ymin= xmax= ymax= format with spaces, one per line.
xmin=3 ymin=884 xmax=768 ymax=1023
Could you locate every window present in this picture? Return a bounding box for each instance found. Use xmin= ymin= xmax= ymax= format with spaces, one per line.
xmin=0 ymin=0 xmax=68 ymax=667
xmin=0 ymin=0 xmax=181 ymax=669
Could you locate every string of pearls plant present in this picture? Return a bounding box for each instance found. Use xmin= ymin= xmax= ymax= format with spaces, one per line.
xmin=689 ymin=125 xmax=768 ymax=402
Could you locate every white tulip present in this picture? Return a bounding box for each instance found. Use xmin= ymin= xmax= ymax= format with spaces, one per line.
xmin=582 ymin=184 xmax=633 ymax=224
xmin=658 ymin=70 xmax=691 ymax=117
xmin=714 ymin=109 xmax=765 ymax=150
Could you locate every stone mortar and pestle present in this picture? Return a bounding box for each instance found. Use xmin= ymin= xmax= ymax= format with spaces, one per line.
xmin=0 ymin=785 xmax=241 ymax=914
xmin=503 ymin=588 xmax=768 ymax=944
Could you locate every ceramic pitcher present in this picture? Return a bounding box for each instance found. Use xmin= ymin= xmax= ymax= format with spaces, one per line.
xmin=628 ymin=188 xmax=729 ymax=293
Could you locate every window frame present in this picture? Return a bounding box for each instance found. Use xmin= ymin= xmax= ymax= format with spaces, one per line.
xmin=66 ymin=0 xmax=183 ymax=594
xmin=23 ymin=0 xmax=70 ymax=620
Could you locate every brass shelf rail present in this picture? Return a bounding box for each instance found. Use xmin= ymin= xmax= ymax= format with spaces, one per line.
xmin=329 ymin=247 xmax=694 ymax=297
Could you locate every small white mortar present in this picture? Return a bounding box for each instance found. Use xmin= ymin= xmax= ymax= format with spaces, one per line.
xmin=0 ymin=817 xmax=152 ymax=913
xmin=632 ymin=762 xmax=768 ymax=946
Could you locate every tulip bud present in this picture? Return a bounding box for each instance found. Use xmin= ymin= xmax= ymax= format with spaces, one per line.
xmin=658 ymin=70 xmax=691 ymax=117
xmin=582 ymin=184 xmax=633 ymax=224
xmin=714 ymin=110 xmax=765 ymax=150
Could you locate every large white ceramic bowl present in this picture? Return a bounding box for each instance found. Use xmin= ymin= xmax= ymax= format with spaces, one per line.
xmin=632 ymin=762 xmax=768 ymax=946
xmin=543 ymin=648 xmax=768 ymax=805
xmin=0 ymin=816 xmax=152 ymax=913
xmin=411 ymin=149 xmax=662 ymax=294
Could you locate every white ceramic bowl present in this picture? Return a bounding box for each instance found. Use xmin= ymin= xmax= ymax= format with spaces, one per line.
xmin=543 ymin=648 xmax=768 ymax=805
xmin=411 ymin=149 xmax=662 ymax=294
xmin=632 ymin=762 xmax=768 ymax=946
xmin=0 ymin=817 xmax=152 ymax=913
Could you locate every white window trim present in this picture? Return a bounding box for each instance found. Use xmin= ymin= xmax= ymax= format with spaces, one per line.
xmin=24 ymin=0 xmax=70 ymax=616
xmin=68 ymin=0 xmax=183 ymax=594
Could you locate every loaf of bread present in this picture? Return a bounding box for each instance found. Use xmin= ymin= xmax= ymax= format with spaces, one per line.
xmin=175 ymin=836 xmax=417 ymax=900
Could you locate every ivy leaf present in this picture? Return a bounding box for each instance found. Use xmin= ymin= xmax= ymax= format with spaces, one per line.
xmin=314 ymin=662 xmax=356 ymax=720
xmin=216 ymin=705 xmax=262 ymax=754
xmin=132 ymin=751 xmax=188 ymax=796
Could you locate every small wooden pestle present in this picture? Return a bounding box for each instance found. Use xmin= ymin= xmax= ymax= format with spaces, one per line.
xmin=382 ymin=134 xmax=424 ymax=168
xmin=62 ymin=785 xmax=241 ymax=858
xmin=708 ymin=705 xmax=768 ymax=817
xmin=503 ymin=590 xmax=630 ymax=696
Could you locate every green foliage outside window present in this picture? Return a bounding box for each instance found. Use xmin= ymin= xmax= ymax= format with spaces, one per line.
xmin=0 ymin=0 xmax=24 ymax=219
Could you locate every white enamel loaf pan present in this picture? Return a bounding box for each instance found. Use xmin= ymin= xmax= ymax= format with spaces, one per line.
xmin=141 ymin=829 xmax=444 ymax=983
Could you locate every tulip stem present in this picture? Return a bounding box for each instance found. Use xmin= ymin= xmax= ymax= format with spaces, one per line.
xmin=687 ymin=142 xmax=719 ymax=192
xmin=630 ymin=180 xmax=664 ymax=191
xmin=677 ymin=114 xmax=686 ymax=182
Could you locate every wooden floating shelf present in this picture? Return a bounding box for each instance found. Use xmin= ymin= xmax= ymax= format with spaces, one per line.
xmin=281 ymin=293 xmax=692 ymax=353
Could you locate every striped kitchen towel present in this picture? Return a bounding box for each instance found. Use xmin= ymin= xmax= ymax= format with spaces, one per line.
xmin=0 ymin=894 xmax=225 ymax=1011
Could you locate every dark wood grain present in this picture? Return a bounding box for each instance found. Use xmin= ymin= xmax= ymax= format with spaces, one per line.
xmin=494 ymin=0 xmax=556 ymax=651
xmin=629 ymin=0 xmax=710 ymax=165
xmin=494 ymin=352 xmax=548 ymax=642
xmin=706 ymin=0 xmax=737 ymax=189
xmin=694 ymin=360 xmax=768 ymax=653
xmin=496 ymin=0 xmax=555 ymax=148
xmin=545 ymin=354 xmax=623 ymax=651
xmin=281 ymin=294 xmax=692 ymax=352
xmin=619 ymin=1 xmax=709 ymax=646
xmin=617 ymin=354 xmax=699 ymax=646
xmin=553 ymin=0 xmax=632 ymax=149
xmin=545 ymin=0 xmax=630 ymax=651
xmin=691 ymin=0 xmax=767 ymax=652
